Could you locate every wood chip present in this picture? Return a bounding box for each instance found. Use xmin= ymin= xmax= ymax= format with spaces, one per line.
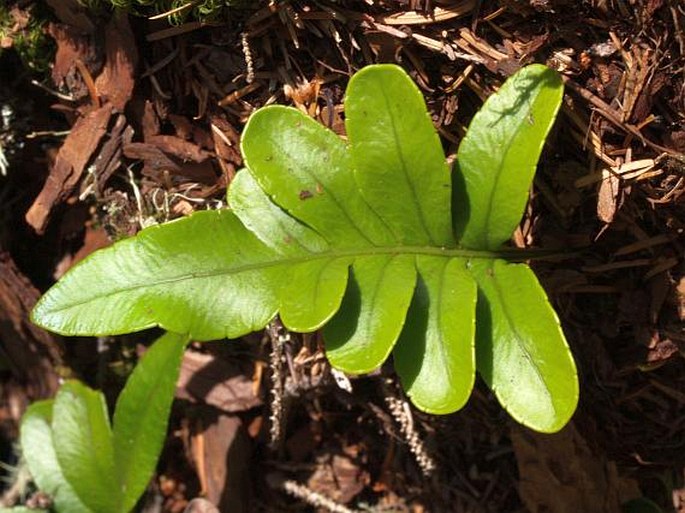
xmin=26 ymin=104 xmax=113 ymax=233
xmin=123 ymin=142 xmax=181 ymax=173
xmin=615 ymin=234 xmax=674 ymax=256
xmin=47 ymin=23 xmax=101 ymax=100
xmin=94 ymin=13 xmax=138 ymax=111
xmin=575 ymin=159 xmax=655 ymax=188
xmin=0 ymin=252 xmax=62 ymax=398
xmin=148 ymin=135 xmax=211 ymax=163
xmin=87 ymin=113 xmax=126 ymax=190
xmin=141 ymin=100 xmax=161 ymax=140
xmin=45 ymin=0 xmax=94 ymax=33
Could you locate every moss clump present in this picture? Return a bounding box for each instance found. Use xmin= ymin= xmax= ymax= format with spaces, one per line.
xmin=77 ymin=0 xmax=251 ymax=24
xmin=0 ymin=3 xmax=53 ymax=73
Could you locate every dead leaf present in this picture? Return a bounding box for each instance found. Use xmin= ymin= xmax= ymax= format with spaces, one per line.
xmin=511 ymin=422 xmax=641 ymax=513
xmin=183 ymin=498 xmax=220 ymax=513
xmin=307 ymin=453 xmax=366 ymax=504
xmin=597 ymin=169 xmax=621 ymax=223
xmin=191 ymin=414 xmax=250 ymax=513
xmin=26 ymin=104 xmax=113 ymax=234
xmin=176 ymin=350 xmax=262 ymax=413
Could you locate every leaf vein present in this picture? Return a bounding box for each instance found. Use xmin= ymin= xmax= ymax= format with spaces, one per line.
xmin=435 ymin=259 xmax=454 ymax=387
xmin=269 ymin=138 xmax=375 ymax=246
xmin=481 ymin=89 xmax=541 ymax=248
xmin=45 ymin=246 xmax=505 ymax=315
xmin=379 ymin=89 xmax=437 ymax=245
xmin=489 ymin=264 xmax=553 ymax=412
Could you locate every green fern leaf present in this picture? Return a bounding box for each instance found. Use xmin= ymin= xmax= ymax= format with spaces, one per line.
xmin=32 ymin=64 xmax=577 ymax=432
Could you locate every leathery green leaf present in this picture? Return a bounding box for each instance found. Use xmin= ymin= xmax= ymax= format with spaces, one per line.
xmin=31 ymin=64 xmax=576 ymax=433
xmin=32 ymin=210 xmax=281 ymax=340
xmin=469 ymin=259 xmax=578 ymax=432
xmin=279 ymin=258 xmax=351 ymax=332
xmin=228 ymin=169 xmax=328 ymax=254
xmin=230 ymin=168 xmax=351 ymax=332
xmin=241 ymin=105 xmax=394 ymax=247
xmin=113 ymin=332 xmax=188 ymax=513
xmin=346 ymin=64 xmax=454 ymax=247
xmin=393 ymin=256 xmax=477 ymax=414
xmin=52 ymin=381 xmax=119 ymax=513
xmin=324 ymin=255 xmax=416 ymax=373
xmin=454 ymin=64 xmax=563 ymax=249
xmin=20 ymin=401 xmax=92 ymax=513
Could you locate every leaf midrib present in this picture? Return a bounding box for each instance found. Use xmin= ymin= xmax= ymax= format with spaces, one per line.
xmin=488 ymin=264 xmax=554 ymax=415
xmin=63 ymin=390 xmax=118 ymax=513
xmin=379 ymin=85 xmax=437 ymax=245
xmin=48 ymin=246 xmax=508 ymax=314
xmin=435 ymin=259 xmax=454 ymax=388
xmin=114 ymin=336 xmax=184 ymax=511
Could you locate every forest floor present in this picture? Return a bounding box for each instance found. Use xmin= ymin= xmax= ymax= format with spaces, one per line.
xmin=0 ymin=0 xmax=684 ymax=512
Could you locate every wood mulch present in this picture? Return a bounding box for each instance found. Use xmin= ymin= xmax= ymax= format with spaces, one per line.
xmin=0 ymin=0 xmax=684 ymax=511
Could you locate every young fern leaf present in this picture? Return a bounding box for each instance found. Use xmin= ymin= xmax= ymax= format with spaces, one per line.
xmin=113 ymin=332 xmax=188 ymax=513
xmin=51 ymin=381 xmax=118 ymax=513
xmin=20 ymin=401 xmax=92 ymax=513
xmin=20 ymin=332 xmax=188 ymax=513
xmin=31 ymin=64 xmax=578 ymax=432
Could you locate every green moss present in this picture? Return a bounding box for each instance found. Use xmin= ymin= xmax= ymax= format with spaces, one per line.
xmin=78 ymin=0 xmax=253 ymax=24
xmin=0 ymin=3 xmax=53 ymax=73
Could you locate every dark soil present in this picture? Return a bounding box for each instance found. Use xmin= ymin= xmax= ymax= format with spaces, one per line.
xmin=1 ymin=0 xmax=684 ymax=512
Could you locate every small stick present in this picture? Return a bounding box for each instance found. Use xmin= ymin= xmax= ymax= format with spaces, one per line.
xmin=267 ymin=320 xmax=288 ymax=448
xmin=74 ymin=59 xmax=100 ymax=108
xmin=241 ymin=32 xmax=255 ymax=84
xmin=282 ymin=480 xmax=358 ymax=513
xmin=385 ymin=392 xmax=436 ymax=476
xmin=148 ymin=1 xmax=198 ymax=20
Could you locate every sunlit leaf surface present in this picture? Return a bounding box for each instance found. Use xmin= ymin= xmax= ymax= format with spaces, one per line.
xmin=32 ymin=64 xmax=577 ymax=432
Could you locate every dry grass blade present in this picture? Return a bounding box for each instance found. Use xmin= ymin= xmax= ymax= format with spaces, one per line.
xmin=376 ymin=0 xmax=476 ymax=25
